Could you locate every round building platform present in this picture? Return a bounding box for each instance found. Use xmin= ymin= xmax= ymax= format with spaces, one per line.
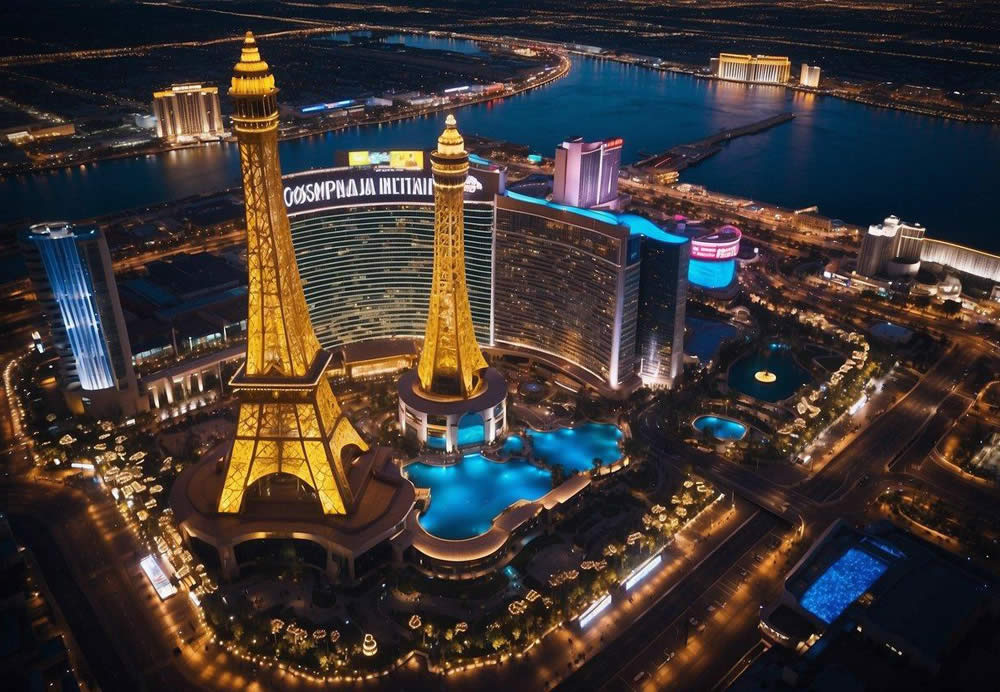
xmin=397 ymin=367 xmax=508 ymax=452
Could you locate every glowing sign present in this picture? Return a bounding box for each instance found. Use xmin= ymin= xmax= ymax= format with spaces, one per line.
xmin=624 ymin=553 xmax=663 ymax=591
xmin=690 ymin=227 xmax=742 ymax=260
xmin=444 ymin=85 xmax=470 ymax=93
xmin=140 ymin=555 xmax=177 ymax=600
xmin=389 ymin=150 xmax=424 ymax=170
xmin=301 ymin=99 xmax=355 ymax=114
xmin=577 ymin=593 xmax=612 ymax=628
xmin=604 ymin=137 xmax=624 ymax=148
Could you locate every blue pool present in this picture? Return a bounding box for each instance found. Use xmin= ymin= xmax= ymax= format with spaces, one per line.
xmin=870 ymin=321 xmax=914 ymax=345
xmin=693 ymin=415 xmax=748 ymax=441
xmin=501 ymin=435 xmax=524 ymax=456
xmin=800 ymin=548 xmax=888 ymax=624
xmin=728 ymin=343 xmax=812 ymax=403
xmin=685 ymin=317 xmax=742 ymax=363
xmin=526 ymin=422 xmax=623 ymax=473
xmin=405 ymin=455 xmax=553 ymax=540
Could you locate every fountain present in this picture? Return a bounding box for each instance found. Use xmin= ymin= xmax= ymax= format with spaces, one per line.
xmin=755 ymin=370 xmax=778 ymax=383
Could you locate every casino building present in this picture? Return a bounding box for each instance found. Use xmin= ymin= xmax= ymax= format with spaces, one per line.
xmin=284 ymin=153 xmax=503 ymax=364
xmin=282 ymin=160 xmax=694 ymax=395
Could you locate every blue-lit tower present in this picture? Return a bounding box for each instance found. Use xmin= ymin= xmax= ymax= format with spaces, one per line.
xmin=22 ymin=222 xmax=140 ymax=415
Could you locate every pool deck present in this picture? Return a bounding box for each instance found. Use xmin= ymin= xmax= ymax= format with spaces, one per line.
xmin=408 ymin=474 xmax=591 ymax=566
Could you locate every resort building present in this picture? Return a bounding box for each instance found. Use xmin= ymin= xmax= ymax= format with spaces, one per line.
xmin=800 ymin=63 xmax=821 ymax=88
xmin=152 ymin=83 xmax=225 ymax=142
xmin=715 ymin=53 xmax=791 ymax=84
xmin=494 ymin=191 xmax=642 ymax=392
xmin=552 ymin=136 xmax=624 ymax=210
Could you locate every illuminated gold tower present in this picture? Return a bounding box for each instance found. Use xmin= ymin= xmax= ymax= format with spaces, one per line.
xmin=218 ymin=33 xmax=366 ymax=515
xmin=417 ymin=114 xmax=489 ymax=398
xmin=398 ymin=115 xmax=506 ymax=452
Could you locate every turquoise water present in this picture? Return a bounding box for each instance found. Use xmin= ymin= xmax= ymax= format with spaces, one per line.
xmin=693 ymin=415 xmax=747 ymax=441
xmin=526 ymin=422 xmax=623 ymax=473
xmin=800 ymin=548 xmax=888 ymax=624
xmin=685 ymin=317 xmax=742 ymax=362
xmin=405 ymin=455 xmax=552 ymax=540
xmin=501 ymin=435 xmax=524 ymax=456
xmin=870 ymin=321 xmax=914 ymax=344
xmin=5 ymin=35 xmax=998 ymax=253
xmin=728 ymin=343 xmax=812 ymax=403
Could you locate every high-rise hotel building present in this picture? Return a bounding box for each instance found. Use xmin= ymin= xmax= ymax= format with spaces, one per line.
xmin=637 ymin=230 xmax=690 ymax=387
xmin=21 ymin=222 xmax=140 ymax=415
xmin=715 ymin=54 xmax=791 ymax=84
xmin=552 ymin=137 xmax=623 ymax=210
xmin=857 ymin=215 xmax=925 ymax=278
xmin=494 ymin=192 xmax=641 ymax=390
xmin=152 ymin=83 xmax=225 ymax=142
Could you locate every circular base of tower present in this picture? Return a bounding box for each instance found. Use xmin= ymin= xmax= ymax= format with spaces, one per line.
xmin=397 ymin=367 xmax=508 ymax=453
xmin=169 ymin=446 xmax=416 ymax=584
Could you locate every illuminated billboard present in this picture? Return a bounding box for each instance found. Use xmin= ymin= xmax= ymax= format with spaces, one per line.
xmin=343 ymin=150 xmax=425 ymax=170
xmin=690 ymin=225 xmax=742 ymax=261
xmin=283 ymin=164 xmax=502 ymax=214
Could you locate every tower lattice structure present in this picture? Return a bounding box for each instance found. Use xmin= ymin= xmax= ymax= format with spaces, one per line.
xmin=217 ymin=33 xmax=366 ymax=515
xmin=417 ymin=115 xmax=488 ymax=398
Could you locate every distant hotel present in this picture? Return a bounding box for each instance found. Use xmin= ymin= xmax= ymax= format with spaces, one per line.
xmin=857 ymin=215 xmax=925 ymax=278
xmin=712 ymin=53 xmax=791 ymax=84
xmin=152 ymin=83 xmax=225 ymax=143
xmin=553 ymin=137 xmax=624 ymax=210
xmin=800 ymin=63 xmax=822 ymax=88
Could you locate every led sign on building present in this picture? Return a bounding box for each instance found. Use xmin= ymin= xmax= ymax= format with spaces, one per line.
xmin=346 ymin=150 xmax=425 ymax=169
xmin=140 ymin=554 xmax=177 ymax=600
xmin=282 ymin=165 xmax=500 ymax=214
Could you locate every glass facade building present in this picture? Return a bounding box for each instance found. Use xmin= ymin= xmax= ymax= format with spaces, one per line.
xmin=494 ymin=193 xmax=640 ymax=389
xmin=289 ymin=203 xmax=494 ymax=349
xmin=637 ymin=236 xmax=690 ymax=387
xmin=21 ymin=222 xmax=137 ymax=399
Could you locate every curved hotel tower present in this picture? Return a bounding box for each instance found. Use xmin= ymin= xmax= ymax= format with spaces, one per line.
xmin=397 ymin=115 xmax=507 ymax=451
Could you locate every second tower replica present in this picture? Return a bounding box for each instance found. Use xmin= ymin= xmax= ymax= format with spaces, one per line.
xmin=397 ymin=115 xmax=507 ymax=452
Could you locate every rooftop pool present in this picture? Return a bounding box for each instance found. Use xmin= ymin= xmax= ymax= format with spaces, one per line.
xmin=404 ymin=455 xmax=552 ymax=540
xmin=800 ymin=548 xmax=888 ymax=624
xmin=693 ymin=415 xmax=748 ymax=441
xmin=526 ymin=422 xmax=624 ymax=474
xmin=728 ymin=343 xmax=812 ymax=403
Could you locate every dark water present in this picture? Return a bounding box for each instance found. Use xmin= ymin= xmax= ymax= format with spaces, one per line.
xmin=3 ymin=35 xmax=999 ymax=252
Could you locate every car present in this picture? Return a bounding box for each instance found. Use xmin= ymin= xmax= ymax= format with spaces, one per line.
xmin=633 ymin=671 xmax=649 ymax=684
xmin=706 ymin=604 xmax=717 ymax=613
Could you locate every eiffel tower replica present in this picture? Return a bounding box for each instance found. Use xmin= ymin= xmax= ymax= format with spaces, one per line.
xmin=397 ymin=115 xmax=507 ymax=452
xmin=216 ymin=32 xmax=367 ymax=515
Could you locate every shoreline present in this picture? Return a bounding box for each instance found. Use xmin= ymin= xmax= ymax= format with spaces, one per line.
xmin=1 ymin=38 xmax=571 ymax=179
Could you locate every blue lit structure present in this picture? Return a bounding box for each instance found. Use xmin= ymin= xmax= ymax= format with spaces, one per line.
xmin=21 ymin=222 xmax=140 ymax=414
xmin=24 ymin=224 xmax=115 ymax=390
xmin=800 ymin=548 xmax=888 ymax=623
xmin=688 ymin=258 xmax=736 ymax=289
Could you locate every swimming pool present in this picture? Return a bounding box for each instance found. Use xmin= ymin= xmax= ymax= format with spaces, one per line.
xmin=685 ymin=317 xmax=742 ymax=363
xmin=693 ymin=415 xmax=748 ymax=441
xmin=405 ymin=455 xmax=553 ymax=540
xmin=728 ymin=343 xmax=812 ymax=403
xmin=800 ymin=548 xmax=888 ymax=623
xmin=501 ymin=435 xmax=524 ymax=456
xmin=526 ymin=422 xmax=623 ymax=473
